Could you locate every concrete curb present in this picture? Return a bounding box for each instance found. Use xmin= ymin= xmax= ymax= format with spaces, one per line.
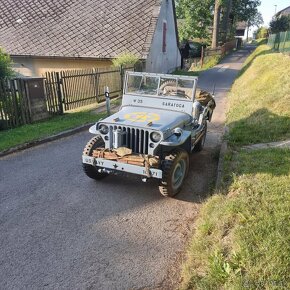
xmin=215 ymin=126 xmax=229 ymax=191
xmin=0 ymin=102 xmax=121 ymax=158
xmin=241 ymin=139 xmax=290 ymax=150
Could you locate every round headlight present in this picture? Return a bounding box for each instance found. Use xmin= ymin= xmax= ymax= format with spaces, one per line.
xmin=99 ymin=124 xmax=109 ymax=135
xmin=150 ymin=131 xmax=161 ymax=143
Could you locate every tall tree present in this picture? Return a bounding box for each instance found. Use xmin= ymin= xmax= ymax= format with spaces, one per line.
xmin=269 ymin=15 xmax=290 ymax=34
xmin=231 ymin=0 xmax=261 ymax=23
xmin=175 ymin=0 xmax=262 ymax=45
xmin=221 ymin=0 xmax=233 ymax=42
xmin=246 ymin=11 xmax=263 ymax=41
xmin=212 ymin=0 xmax=222 ymax=48
xmin=176 ymin=0 xmax=215 ymax=42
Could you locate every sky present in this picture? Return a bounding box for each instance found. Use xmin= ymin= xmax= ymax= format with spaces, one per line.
xmin=259 ymin=0 xmax=290 ymax=26
xmin=246 ymin=0 xmax=290 ymax=37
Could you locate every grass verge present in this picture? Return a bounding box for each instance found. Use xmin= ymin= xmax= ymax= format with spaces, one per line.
xmin=226 ymin=45 xmax=290 ymax=146
xmin=251 ymin=38 xmax=268 ymax=46
xmin=182 ymin=148 xmax=290 ymax=290
xmin=0 ymin=110 xmax=105 ymax=152
xmin=174 ymin=55 xmax=222 ymax=76
xmin=181 ymin=44 xmax=290 ymax=289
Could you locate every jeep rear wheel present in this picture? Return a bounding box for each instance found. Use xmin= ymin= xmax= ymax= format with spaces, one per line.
xmin=193 ymin=122 xmax=207 ymax=152
xmin=159 ymin=149 xmax=189 ymax=197
xmin=82 ymin=135 xmax=108 ymax=180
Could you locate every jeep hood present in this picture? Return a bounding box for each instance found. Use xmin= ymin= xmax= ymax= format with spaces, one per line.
xmin=98 ymin=105 xmax=192 ymax=132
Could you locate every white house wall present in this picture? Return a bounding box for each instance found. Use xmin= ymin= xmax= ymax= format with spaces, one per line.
xmin=146 ymin=0 xmax=181 ymax=73
xmin=11 ymin=57 xmax=112 ymax=77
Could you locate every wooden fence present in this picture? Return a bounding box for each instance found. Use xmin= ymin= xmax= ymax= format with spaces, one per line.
xmin=0 ymin=78 xmax=31 ymax=129
xmin=0 ymin=64 xmax=139 ymax=130
xmin=45 ymin=65 xmax=135 ymax=114
xmin=204 ymin=39 xmax=237 ymax=57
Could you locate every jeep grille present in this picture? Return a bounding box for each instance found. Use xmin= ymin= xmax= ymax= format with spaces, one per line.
xmin=109 ymin=126 xmax=150 ymax=154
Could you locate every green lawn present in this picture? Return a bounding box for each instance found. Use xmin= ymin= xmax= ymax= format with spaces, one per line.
xmin=181 ymin=45 xmax=290 ymax=289
xmin=0 ymin=110 xmax=105 ymax=152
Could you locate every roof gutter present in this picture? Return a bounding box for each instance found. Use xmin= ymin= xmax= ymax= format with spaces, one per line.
xmin=11 ymin=54 xmax=147 ymax=61
xmin=10 ymin=55 xmax=114 ymax=61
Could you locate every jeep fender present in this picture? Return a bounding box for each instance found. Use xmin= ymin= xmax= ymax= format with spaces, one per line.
xmin=160 ymin=130 xmax=191 ymax=147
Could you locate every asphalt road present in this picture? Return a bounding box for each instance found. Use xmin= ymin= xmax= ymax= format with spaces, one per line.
xmin=0 ymin=46 xmax=254 ymax=290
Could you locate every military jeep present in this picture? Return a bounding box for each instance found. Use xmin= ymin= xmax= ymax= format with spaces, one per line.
xmin=82 ymin=72 xmax=215 ymax=197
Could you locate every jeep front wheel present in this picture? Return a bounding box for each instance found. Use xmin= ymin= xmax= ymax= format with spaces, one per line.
xmin=159 ymin=149 xmax=189 ymax=197
xmin=82 ymin=135 xmax=108 ymax=180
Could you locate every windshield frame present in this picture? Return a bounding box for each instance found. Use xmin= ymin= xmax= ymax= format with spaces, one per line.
xmin=124 ymin=72 xmax=198 ymax=102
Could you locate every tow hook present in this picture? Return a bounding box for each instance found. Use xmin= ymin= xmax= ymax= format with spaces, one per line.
xmin=141 ymin=177 xmax=148 ymax=183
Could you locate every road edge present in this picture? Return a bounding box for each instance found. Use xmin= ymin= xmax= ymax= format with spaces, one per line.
xmin=0 ymin=123 xmax=94 ymax=158
xmin=0 ymin=101 xmax=122 ymax=158
xmin=215 ymin=126 xmax=229 ymax=190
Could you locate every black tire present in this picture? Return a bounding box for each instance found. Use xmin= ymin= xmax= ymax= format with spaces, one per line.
xmin=159 ymin=149 xmax=189 ymax=197
xmin=193 ymin=122 xmax=207 ymax=152
xmin=82 ymin=135 xmax=108 ymax=180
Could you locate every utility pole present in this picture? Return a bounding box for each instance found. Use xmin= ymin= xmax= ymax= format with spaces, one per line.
xmin=274 ymin=5 xmax=277 ymax=14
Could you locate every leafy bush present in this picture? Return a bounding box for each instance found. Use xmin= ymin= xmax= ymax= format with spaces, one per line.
xmin=0 ymin=47 xmax=13 ymax=79
xmin=112 ymin=52 xmax=139 ymax=67
xmin=255 ymin=26 xmax=268 ymax=39
xmin=269 ymin=15 xmax=290 ymax=33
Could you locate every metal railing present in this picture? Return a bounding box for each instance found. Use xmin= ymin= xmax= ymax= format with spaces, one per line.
xmin=268 ymin=31 xmax=290 ymax=53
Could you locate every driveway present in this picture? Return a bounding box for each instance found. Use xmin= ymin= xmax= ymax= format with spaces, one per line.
xmin=0 ymin=46 xmax=254 ymax=290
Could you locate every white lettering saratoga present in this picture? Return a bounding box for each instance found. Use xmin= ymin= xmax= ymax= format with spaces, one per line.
xmin=162 ymin=102 xmax=185 ymax=108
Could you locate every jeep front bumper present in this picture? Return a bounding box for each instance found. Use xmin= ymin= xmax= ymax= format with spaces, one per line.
xmin=82 ymin=156 xmax=163 ymax=179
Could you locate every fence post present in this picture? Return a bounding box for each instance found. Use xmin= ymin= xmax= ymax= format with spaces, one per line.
xmin=55 ymin=72 xmax=64 ymax=114
xmin=200 ymin=46 xmax=204 ymax=68
xmin=10 ymin=79 xmax=20 ymax=127
xmin=275 ymin=33 xmax=280 ymax=51
xmin=282 ymin=31 xmax=287 ymax=52
xmin=94 ymin=68 xmax=100 ymax=103
xmin=120 ymin=65 xmax=124 ymax=94
xmin=104 ymin=86 xmax=111 ymax=116
xmin=17 ymin=79 xmax=30 ymax=125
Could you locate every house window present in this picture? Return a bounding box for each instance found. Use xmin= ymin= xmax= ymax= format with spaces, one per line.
xmin=162 ymin=21 xmax=167 ymax=53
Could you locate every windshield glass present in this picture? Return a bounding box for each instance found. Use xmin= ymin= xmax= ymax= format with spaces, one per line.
xmin=126 ymin=73 xmax=196 ymax=100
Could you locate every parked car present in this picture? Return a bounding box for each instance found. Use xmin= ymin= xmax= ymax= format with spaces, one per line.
xmin=82 ymin=72 xmax=215 ymax=197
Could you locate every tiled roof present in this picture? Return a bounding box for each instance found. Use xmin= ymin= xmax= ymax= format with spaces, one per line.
xmin=236 ymin=21 xmax=247 ymax=30
xmin=275 ymin=6 xmax=290 ymax=17
xmin=0 ymin=0 xmax=162 ymax=59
